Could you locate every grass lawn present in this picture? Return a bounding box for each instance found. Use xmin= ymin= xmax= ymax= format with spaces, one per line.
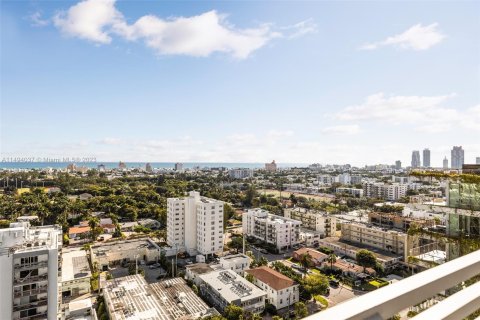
xmin=310 ymin=268 xmax=321 ymax=274
xmin=314 ymin=295 xmax=329 ymax=308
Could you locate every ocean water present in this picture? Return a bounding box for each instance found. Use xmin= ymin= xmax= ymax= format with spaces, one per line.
xmin=0 ymin=162 xmax=307 ymax=170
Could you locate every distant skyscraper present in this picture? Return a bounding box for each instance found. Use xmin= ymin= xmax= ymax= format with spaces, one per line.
xmin=451 ymin=146 xmax=465 ymax=169
xmin=443 ymin=157 xmax=449 ymax=169
xmin=395 ymin=160 xmax=402 ymax=169
xmin=423 ymin=148 xmax=431 ymax=168
xmin=411 ymin=151 xmax=421 ymax=168
xmin=174 ymin=163 xmax=183 ymax=171
xmin=476 ymin=157 xmax=480 ymax=165
xmin=145 ymin=163 xmax=152 ymax=172
xmin=118 ymin=161 xmax=127 ymax=170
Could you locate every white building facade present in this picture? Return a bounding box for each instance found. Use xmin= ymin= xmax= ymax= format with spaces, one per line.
xmin=245 ymin=266 xmax=299 ymax=310
xmin=167 ymin=191 xmax=224 ymax=256
xmin=243 ymin=209 xmax=301 ymax=251
xmin=0 ymin=222 xmax=62 ymax=320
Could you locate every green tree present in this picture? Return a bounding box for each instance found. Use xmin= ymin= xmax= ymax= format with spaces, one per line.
xmin=245 ymin=273 xmax=255 ymax=283
xmin=299 ymin=253 xmax=312 ymax=272
xmin=326 ymin=253 xmax=336 ymax=270
xmin=302 ymin=274 xmax=329 ymax=295
xmin=258 ymin=256 xmax=269 ymax=266
xmin=356 ymin=249 xmax=377 ymax=272
xmin=272 ymin=316 xmax=283 ymax=320
xmin=224 ymin=304 xmax=244 ymax=320
xmin=294 ymin=302 xmax=308 ymax=319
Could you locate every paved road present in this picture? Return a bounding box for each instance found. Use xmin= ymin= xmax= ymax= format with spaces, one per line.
xmin=250 ymin=246 xmax=296 ymax=262
xmin=325 ymin=284 xmax=366 ymax=307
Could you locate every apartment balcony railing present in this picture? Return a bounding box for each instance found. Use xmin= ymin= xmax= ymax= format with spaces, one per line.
xmin=14 ymin=261 xmax=48 ymax=271
xmin=15 ymin=311 xmax=48 ymax=320
xmin=307 ymin=249 xmax=480 ymax=320
xmin=13 ymin=274 xmax=48 ymax=285
xmin=13 ymin=298 xmax=48 ymax=312
xmin=14 ymin=287 xmax=48 ymax=298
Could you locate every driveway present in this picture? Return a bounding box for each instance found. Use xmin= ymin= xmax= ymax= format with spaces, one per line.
xmin=325 ymin=284 xmax=365 ymax=307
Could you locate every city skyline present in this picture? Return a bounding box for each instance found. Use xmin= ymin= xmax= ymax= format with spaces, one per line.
xmin=1 ymin=0 xmax=480 ymax=166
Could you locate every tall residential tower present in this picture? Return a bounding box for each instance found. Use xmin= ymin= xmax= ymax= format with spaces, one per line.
xmin=0 ymin=221 xmax=62 ymax=320
xmin=451 ymin=146 xmax=465 ymax=169
xmin=423 ymin=148 xmax=431 ymax=168
xmin=167 ymin=191 xmax=224 ymax=256
xmin=411 ymin=151 xmax=421 ymax=168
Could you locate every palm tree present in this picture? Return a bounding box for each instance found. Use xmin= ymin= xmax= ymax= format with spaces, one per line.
xmin=327 ymin=253 xmax=337 ymax=270
xmin=299 ymin=253 xmax=312 ymax=272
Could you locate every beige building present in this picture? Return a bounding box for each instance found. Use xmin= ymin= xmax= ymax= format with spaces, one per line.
xmin=284 ymin=207 xmax=336 ymax=237
xmin=90 ymin=238 xmax=161 ymax=271
xmin=340 ymin=222 xmax=417 ymax=260
xmin=265 ymin=160 xmax=277 ymax=172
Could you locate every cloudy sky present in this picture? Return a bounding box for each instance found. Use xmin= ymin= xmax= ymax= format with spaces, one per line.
xmin=1 ymin=0 xmax=479 ymax=166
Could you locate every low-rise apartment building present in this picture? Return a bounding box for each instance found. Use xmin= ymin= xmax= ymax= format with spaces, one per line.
xmin=363 ymin=182 xmax=407 ymax=201
xmin=219 ymin=254 xmax=251 ymax=274
xmin=90 ymin=238 xmax=161 ymax=271
xmin=243 ymin=209 xmax=301 ymax=251
xmin=336 ymin=187 xmax=364 ymax=198
xmin=61 ymin=247 xmax=91 ymax=300
xmin=245 ymin=266 xmax=299 ymax=310
xmin=341 ymin=222 xmax=416 ymax=260
xmin=368 ymin=212 xmax=434 ymax=231
xmin=284 ymin=207 xmax=335 ymax=237
xmin=199 ymin=269 xmax=266 ymax=314
xmin=317 ymin=237 xmax=402 ymax=269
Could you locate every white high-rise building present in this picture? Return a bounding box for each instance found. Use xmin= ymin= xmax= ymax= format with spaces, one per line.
xmin=451 ymin=146 xmax=464 ymax=169
xmin=167 ymin=191 xmax=224 ymax=256
xmin=337 ymin=173 xmax=351 ymax=185
xmin=243 ymin=209 xmax=301 ymax=251
xmin=477 ymin=157 xmax=480 ymax=165
xmin=0 ymin=221 xmax=62 ymax=320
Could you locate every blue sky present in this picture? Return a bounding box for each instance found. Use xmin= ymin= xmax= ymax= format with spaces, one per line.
xmin=1 ymin=0 xmax=479 ymax=166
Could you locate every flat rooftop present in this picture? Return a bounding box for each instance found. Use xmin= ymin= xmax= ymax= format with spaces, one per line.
xmin=199 ymin=269 xmax=266 ymax=303
xmin=62 ymin=248 xmax=91 ymax=282
xmin=185 ymin=263 xmax=215 ymax=275
xmin=103 ymin=275 xmax=216 ymax=320
xmin=220 ymin=254 xmax=249 ymax=262
xmin=91 ymin=238 xmax=159 ymax=256
xmin=319 ymin=237 xmax=401 ymax=262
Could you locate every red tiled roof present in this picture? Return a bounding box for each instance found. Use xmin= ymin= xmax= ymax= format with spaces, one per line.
xmin=245 ymin=266 xmax=296 ymax=291
xmin=68 ymin=226 xmax=91 ymax=234
xmin=294 ymin=247 xmax=328 ymax=261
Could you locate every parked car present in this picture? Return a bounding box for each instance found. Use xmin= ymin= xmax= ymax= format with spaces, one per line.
xmin=329 ymin=279 xmax=340 ymax=287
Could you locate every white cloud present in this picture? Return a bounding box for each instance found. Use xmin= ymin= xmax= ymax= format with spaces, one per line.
xmin=51 ymin=0 xmax=313 ymax=58
xmin=360 ymin=23 xmax=445 ymax=51
xmin=53 ymin=0 xmax=123 ymax=44
xmin=29 ymin=12 xmax=50 ymax=27
xmin=333 ymin=92 xmax=479 ymax=133
xmin=322 ymin=125 xmax=360 ymax=135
